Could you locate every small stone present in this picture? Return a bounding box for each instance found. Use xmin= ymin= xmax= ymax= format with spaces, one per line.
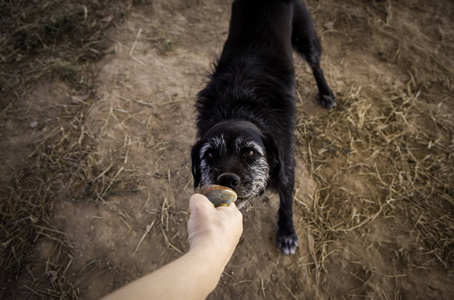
xmin=201 ymin=184 xmax=237 ymax=207
xmin=324 ymin=21 xmax=334 ymax=30
xmin=30 ymin=121 xmax=38 ymax=128
xmin=70 ymin=94 xmax=89 ymax=104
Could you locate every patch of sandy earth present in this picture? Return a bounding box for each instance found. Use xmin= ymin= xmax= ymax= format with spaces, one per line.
xmin=0 ymin=81 xmax=74 ymax=181
xmin=324 ymin=218 xmax=453 ymax=299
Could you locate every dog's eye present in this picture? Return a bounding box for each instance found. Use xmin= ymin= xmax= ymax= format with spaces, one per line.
xmin=206 ymin=151 xmax=215 ymax=159
xmin=245 ymin=150 xmax=255 ymax=157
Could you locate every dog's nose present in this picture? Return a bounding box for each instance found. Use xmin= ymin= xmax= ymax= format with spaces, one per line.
xmin=217 ymin=173 xmax=241 ymax=189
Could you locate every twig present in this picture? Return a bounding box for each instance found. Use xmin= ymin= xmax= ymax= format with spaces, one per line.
xmin=132 ymin=219 xmax=156 ymax=255
xmin=130 ymin=28 xmax=143 ymax=56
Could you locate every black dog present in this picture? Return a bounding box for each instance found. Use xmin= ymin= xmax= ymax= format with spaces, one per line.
xmin=191 ymin=0 xmax=335 ymax=255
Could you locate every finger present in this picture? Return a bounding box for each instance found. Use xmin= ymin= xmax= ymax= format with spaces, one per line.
xmin=219 ymin=200 xmax=239 ymax=210
xmin=216 ymin=201 xmax=243 ymax=220
xmin=189 ymin=193 xmax=215 ymax=215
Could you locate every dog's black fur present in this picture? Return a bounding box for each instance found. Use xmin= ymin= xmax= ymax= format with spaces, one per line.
xmin=191 ymin=0 xmax=335 ymax=255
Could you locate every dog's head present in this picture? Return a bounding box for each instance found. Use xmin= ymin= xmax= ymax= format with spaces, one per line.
xmin=191 ymin=120 xmax=282 ymax=200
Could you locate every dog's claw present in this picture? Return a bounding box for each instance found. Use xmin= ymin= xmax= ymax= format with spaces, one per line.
xmin=319 ymin=91 xmax=337 ymax=109
xmin=278 ymin=232 xmax=299 ymax=255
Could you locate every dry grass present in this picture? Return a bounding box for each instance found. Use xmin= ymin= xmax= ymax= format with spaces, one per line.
xmin=0 ymin=0 xmax=149 ymax=298
xmin=292 ymin=1 xmax=454 ymax=292
xmin=2 ymin=1 xmax=121 ymax=99
xmin=296 ymin=84 xmax=453 ymax=282
xmin=0 ymin=101 xmax=147 ymax=298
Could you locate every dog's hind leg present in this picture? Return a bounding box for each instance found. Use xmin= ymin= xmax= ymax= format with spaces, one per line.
xmin=277 ymin=168 xmax=299 ymax=255
xmin=291 ymin=0 xmax=336 ymax=108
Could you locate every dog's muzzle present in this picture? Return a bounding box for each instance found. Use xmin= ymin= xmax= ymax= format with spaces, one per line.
xmin=216 ymin=173 xmax=241 ymax=190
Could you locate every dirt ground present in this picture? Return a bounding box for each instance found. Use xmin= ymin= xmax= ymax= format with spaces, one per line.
xmin=1 ymin=0 xmax=453 ymax=299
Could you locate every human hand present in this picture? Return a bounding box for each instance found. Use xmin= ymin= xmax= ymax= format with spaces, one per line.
xmin=187 ymin=193 xmax=243 ymax=264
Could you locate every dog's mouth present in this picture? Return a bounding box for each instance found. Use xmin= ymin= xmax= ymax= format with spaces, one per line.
xmin=233 ymin=184 xmax=263 ymax=199
xmin=198 ymin=176 xmax=266 ymax=211
xmin=235 ymin=197 xmax=254 ymax=211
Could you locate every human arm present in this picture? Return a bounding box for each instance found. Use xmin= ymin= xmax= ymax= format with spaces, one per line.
xmin=101 ymin=193 xmax=243 ymax=300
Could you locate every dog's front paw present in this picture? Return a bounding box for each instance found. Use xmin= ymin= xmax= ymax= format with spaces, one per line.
xmin=278 ymin=231 xmax=299 ymax=255
xmin=319 ymin=90 xmax=337 ymax=109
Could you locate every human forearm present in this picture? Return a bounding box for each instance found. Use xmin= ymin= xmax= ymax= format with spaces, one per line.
xmin=102 ymin=245 xmax=229 ymax=300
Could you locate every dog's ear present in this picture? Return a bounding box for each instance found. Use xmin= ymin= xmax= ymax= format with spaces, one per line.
xmin=191 ymin=140 xmax=203 ymax=188
xmin=263 ymin=134 xmax=289 ymax=186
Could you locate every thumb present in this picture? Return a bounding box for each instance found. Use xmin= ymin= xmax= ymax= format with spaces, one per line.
xmin=189 ymin=193 xmax=215 ymax=216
